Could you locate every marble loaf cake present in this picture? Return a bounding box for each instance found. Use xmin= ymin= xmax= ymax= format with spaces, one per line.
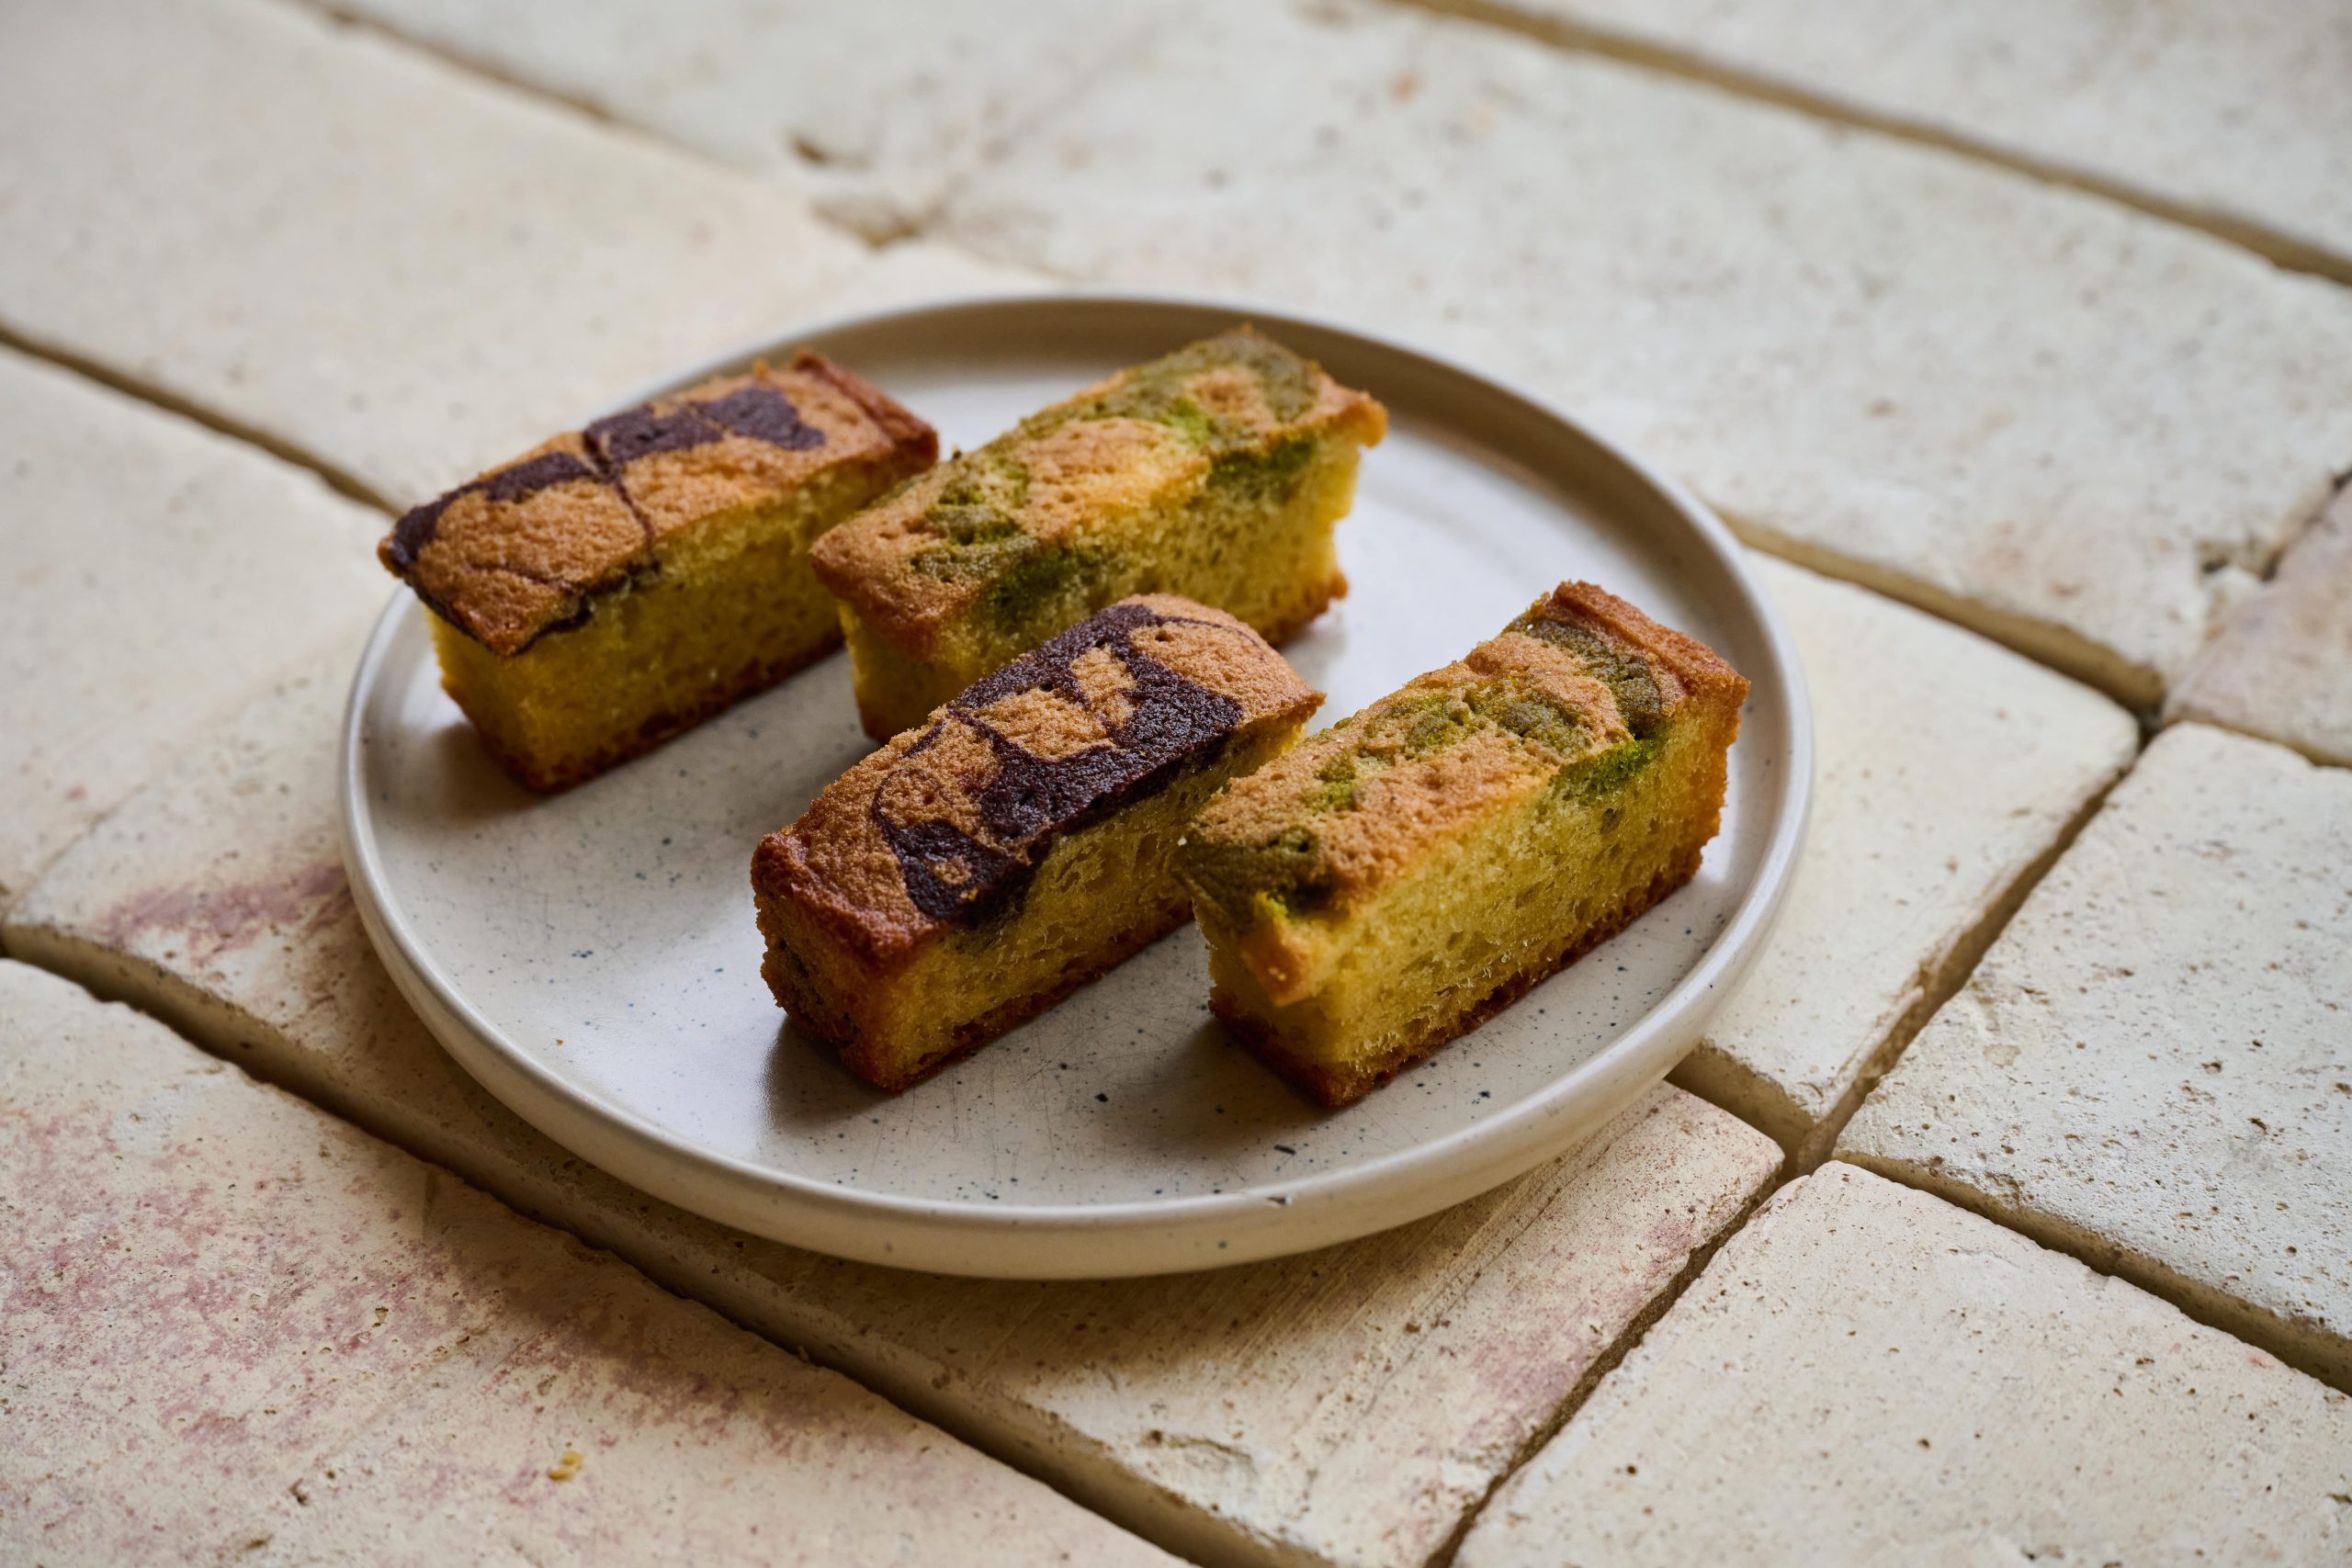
xmin=753 ymin=594 xmax=1321 ymax=1092
xmin=379 ymin=353 xmax=936 ymax=790
xmin=1179 ymin=582 xmax=1748 ymax=1106
xmin=810 ymin=327 xmax=1385 ymax=739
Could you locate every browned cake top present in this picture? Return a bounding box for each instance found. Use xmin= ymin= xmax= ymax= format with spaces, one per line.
xmin=808 ymin=327 xmax=1386 ymax=651
xmin=379 ymin=351 xmax=935 ymax=656
xmin=1184 ymin=582 xmax=1748 ymax=924
xmin=757 ymin=593 xmax=1321 ymax=962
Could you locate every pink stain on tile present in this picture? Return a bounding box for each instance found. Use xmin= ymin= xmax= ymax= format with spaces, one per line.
xmin=97 ymin=858 xmax=348 ymax=965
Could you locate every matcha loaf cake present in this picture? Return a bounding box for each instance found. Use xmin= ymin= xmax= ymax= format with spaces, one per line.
xmin=754 ymin=594 xmax=1321 ymax=1091
xmin=380 ymin=353 xmax=935 ymax=790
xmin=1179 ymin=582 xmax=1747 ymax=1106
xmin=810 ymin=327 xmax=1385 ymax=739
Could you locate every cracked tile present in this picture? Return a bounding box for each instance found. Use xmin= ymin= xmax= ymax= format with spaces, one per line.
xmin=2170 ymin=485 xmax=2352 ymax=768
xmin=324 ymin=0 xmax=1151 ymax=241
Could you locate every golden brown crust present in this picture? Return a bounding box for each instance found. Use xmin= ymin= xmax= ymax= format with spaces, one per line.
xmin=1184 ymin=581 xmax=1750 ymax=924
xmin=1518 ymin=580 xmax=1752 ymax=716
xmin=790 ymin=348 xmax=938 ymax=454
xmin=379 ymin=352 xmax=934 ymax=656
xmin=752 ymin=593 xmax=1320 ymax=965
xmin=375 ymin=432 xmax=644 ymax=659
xmin=807 ymin=326 xmax=1386 ymax=654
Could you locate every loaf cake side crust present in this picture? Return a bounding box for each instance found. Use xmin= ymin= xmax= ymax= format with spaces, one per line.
xmin=753 ymin=593 xmax=1321 ymax=1091
xmin=810 ymin=326 xmax=1384 ymax=738
xmin=424 ymin=492 xmax=853 ymax=794
xmin=1181 ymin=581 xmax=1747 ymax=1106
xmin=377 ymin=351 xmax=936 ymax=789
xmin=437 ymin=630 xmax=838 ymax=794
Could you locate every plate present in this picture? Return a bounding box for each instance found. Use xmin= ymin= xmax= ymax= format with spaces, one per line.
xmin=341 ymin=293 xmax=1810 ymax=1279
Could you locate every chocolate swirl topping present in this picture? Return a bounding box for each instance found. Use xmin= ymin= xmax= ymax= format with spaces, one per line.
xmin=699 ymin=382 xmax=825 ymax=449
xmin=584 ymin=402 xmax=722 ymax=468
xmin=385 ymin=448 xmax=601 ymax=573
xmin=871 ymin=603 xmax=1245 ymax=926
xmin=389 ymin=379 xmax=828 ymax=570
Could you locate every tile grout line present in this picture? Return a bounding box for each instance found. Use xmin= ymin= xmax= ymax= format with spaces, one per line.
xmin=0 ymin=924 xmax=1218 ymax=1565
xmin=6 ymin=3 xmax=2336 ymax=1551
xmin=300 ymin=0 xmax=628 ymax=132
xmin=799 ymin=11 xmax=1170 ymax=246
xmin=297 ymin=0 xmax=2352 ymax=293
xmin=1779 ymin=735 xmax=2145 ymax=1172
xmin=1423 ymin=1167 xmax=1783 ymax=1567
xmin=288 ymin=0 xmax=2352 ymax=298
xmin=1380 ymin=0 xmax=2352 ymax=288
xmin=2252 ymin=472 xmax=2351 ymax=583
xmin=245 ymin=0 xmax=2296 ymax=718
xmin=0 ymin=275 xmax=2230 ymax=729
xmin=0 ymin=319 xmax=393 ymax=513
xmin=0 ymin=487 xmax=2314 ymax=1555
xmin=1833 ymin=1137 xmax=2352 ymax=1400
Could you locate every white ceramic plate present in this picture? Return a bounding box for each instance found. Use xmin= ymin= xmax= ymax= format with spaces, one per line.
xmin=342 ymin=294 xmax=1810 ymax=1279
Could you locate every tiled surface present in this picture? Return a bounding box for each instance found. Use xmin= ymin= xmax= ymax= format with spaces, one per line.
xmin=0 ymin=960 xmax=1172 ymax=1566
xmin=1457 ymin=1164 xmax=2352 ymax=1566
xmin=1481 ymin=0 xmax=2352 ymax=277
xmin=919 ymin=0 xmax=2352 ymax=705
xmin=0 ymin=0 xmax=871 ymax=503
xmin=323 ymin=0 xmax=1147 ymax=242
xmin=1674 ymin=558 xmax=2138 ymax=1161
xmin=3 ymin=652 xmax=1782 ymax=1568
xmin=1839 ymin=724 xmax=2352 ymax=1389
xmin=2170 ymin=485 xmax=2352 ymax=768
xmin=198 ymin=0 xmax=2352 ymax=703
xmin=0 ymin=346 xmax=384 ymax=914
xmin=7 ymin=0 xmax=2352 ymax=1560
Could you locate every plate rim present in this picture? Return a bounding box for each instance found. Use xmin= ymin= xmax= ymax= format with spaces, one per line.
xmin=340 ymin=288 xmax=1814 ymax=1278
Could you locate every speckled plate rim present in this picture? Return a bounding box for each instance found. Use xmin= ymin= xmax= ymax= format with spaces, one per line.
xmin=340 ymin=290 xmax=1812 ymax=1279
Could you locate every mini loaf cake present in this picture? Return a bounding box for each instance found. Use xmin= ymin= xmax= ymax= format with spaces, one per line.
xmin=753 ymin=593 xmax=1321 ymax=1092
xmin=379 ymin=353 xmax=936 ymax=790
xmin=1179 ymin=582 xmax=1747 ymax=1107
xmin=810 ymin=327 xmax=1385 ymax=739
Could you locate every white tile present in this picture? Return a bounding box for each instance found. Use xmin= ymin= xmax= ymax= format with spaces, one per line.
xmin=0 ymin=0 xmax=876 ymax=502
xmin=1674 ymin=558 xmax=2138 ymax=1159
xmin=1841 ymin=724 xmax=2352 ymax=1388
xmin=929 ymin=0 xmax=2352 ymax=704
xmin=0 ymin=347 xmax=384 ymax=913
xmin=0 ymin=959 xmax=1172 ymax=1566
xmin=325 ymin=0 xmax=1148 ymax=241
xmin=1459 ymin=1164 xmax=2352 ymax=1566
xmin=1492 ymin=0 xmax=2352 ymax=276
